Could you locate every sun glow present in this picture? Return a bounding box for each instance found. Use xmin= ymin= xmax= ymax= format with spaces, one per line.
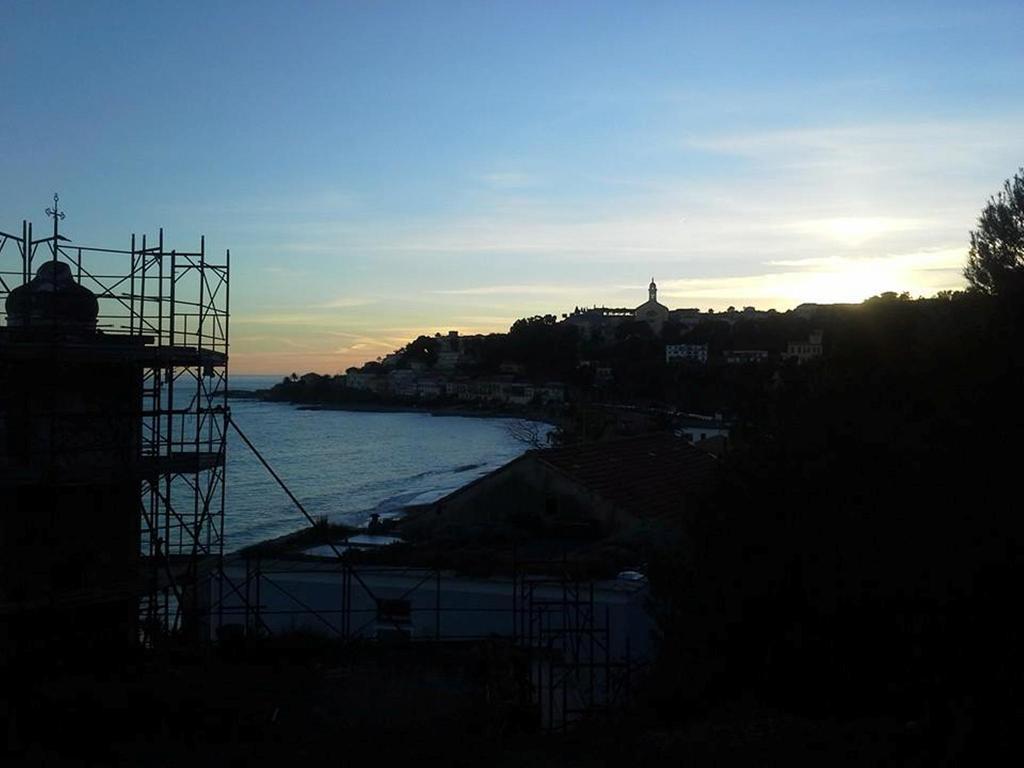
xmin=795 ymin=263 xmax=907 ymax=303
xmin=788 ymin=217 xmax=927 ymax=247
xmin=658 ymin=248 xmax=964 ymax=309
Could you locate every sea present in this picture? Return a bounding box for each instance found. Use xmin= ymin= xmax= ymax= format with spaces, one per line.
xmin=222 ymin=374 xmax=550 ymax=551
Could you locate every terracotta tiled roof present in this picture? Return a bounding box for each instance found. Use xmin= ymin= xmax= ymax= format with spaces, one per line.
xmin=533 ymin=433 xmax=717 ymax=519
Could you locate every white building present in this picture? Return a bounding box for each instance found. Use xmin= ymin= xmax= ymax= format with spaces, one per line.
xmin=345 ymin=370 xmax=386 ymax=392
xmin=387 ymin=369 xmax=418 ymax=397
xmin=724 ymin=350 xmax=770 ymax=365
xmin=674 ymin=413 xmax=731 ymax=445
xmin=665 ymin=343 xmax=708 ymax=364
xmin=416 ymin=377 xmax=446 ymax=399
xmin=534 ymin=383 xmax=566 ymax=404
xmin=787 ymin=330 xmax=823 ymax=362
xmin=449 ymin=380 xmax=503 ymax=402
xmin=445 ymin=379 xmax=563 ymax=406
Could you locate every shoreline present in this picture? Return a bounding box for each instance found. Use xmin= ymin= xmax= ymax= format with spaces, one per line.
xmin=296 ymin=402 xmax=558 ymax=424
xmin=225 ymin=391 xmax=560 ymax=554
xmin=229 ymin=390 xmax=560 ymax=425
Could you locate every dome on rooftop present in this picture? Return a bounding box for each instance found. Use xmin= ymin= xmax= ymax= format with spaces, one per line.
xmin=5 ymin=260 xmax=98 ymax=331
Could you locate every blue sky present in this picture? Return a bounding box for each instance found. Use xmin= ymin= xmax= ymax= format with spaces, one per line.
xmin=2 ymin=1 xmax=1021 ymax=372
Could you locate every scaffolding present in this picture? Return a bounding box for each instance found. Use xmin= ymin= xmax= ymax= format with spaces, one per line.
xmin=213 ymin=546 xmax=646 ymax=731
xmin=513 ymin=559 xmax=643 ymax=731
xmin=205 ymin=419 xmax=646 ymax=729
xmin=0 ymin=198 xmax=229 ymax=646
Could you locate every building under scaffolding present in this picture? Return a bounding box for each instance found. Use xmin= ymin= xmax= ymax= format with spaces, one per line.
xmin=212 ymin=548 xmax=650 ymax=731
xmin=0 ymin=197 xmax=229 ymax=657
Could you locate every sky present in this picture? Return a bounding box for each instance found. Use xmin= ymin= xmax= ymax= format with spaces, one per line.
xmin=1 ymin=1 xmax=1022 ymax=374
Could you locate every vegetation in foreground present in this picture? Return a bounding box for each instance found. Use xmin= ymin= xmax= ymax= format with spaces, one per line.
xmin=641 ymin=169 xmax=1024 ymax=759
xmin=1 ymin=634 xmax=957 ymax=767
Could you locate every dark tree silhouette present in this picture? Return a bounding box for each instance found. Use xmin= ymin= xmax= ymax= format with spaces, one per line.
xmin=402 ymin=335 xmax=439 ymax=367
xmin=964 ymin=168 xmax=1024 ymax=294
xmin=505 ymin=419 xmax=548 ymax=449
xmin=505 ymin=315 xmax=579 ymax=379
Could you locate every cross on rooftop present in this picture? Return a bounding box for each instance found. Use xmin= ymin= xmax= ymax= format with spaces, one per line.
xmin=44 ymin=193 xmax=65 ymax=261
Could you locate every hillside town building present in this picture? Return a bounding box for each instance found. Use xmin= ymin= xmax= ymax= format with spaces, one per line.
xmin=344 ymin=368 xmax=565 ymax=406
xmin=563 ymin=306 xmax=634 ymax=340
xmin=787 ymin=329 xmax=824 ymax=362
xmin=725 ymin=349 xmax=770 ymax=365
xmin=674 ymin=412 xmax=731 ymax=447
xmin=665 ymin=343 xmax=708 ymax=364
xmin=564 ymin=279 xmax=674 ymax=338
xmin=633 ymin=278 xmax=670 ymax=331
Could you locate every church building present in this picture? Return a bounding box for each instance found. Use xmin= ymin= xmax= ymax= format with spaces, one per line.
xmin=564 ymin=279 xmax=674 ymax=339
xmin=634 ymin=278 xmax=669 ymax=331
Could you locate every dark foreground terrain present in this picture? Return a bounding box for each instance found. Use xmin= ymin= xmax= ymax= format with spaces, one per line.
xmin=3 ymin=634 xmax=1008 ymax=766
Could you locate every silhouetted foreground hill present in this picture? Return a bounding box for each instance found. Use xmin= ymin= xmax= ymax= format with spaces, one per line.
xmin=1 ymin=637 xmax=969 ymax=766
xmin=643 ymin=289 xmax=1024 ymax=757
xmin=6 ymin=293 xmax=1021 ymax=763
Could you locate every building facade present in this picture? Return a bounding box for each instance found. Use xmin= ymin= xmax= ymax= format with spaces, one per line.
xmin=665 ymin=343 xmax=708 ymax=364
xmin=633 ymin=278 xmax=670 ymax=331
xmin=787 ymin=329 xmax=823 ymax=362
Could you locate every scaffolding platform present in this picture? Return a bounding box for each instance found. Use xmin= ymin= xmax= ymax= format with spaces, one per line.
xmin=0 ymin=333 xmax=227 ymax=368
xmin=1 ymin=201 xmax=230 ymax=647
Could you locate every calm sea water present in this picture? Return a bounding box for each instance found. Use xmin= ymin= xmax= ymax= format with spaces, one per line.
xmin=222 ymin=375 xmax=547 ymax=551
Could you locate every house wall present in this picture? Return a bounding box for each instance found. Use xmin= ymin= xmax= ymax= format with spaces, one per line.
xmin=665 ymin=344 xmax=708 ymax=364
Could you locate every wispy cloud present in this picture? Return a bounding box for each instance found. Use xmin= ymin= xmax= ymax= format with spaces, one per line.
xmin=450 ymin=314 xmax=516 ymax=328
xmin=684 ymin=119 xmax=1022 ymax=173
xmin=316 ymin=296 xmax=377 ymax=309
xmin=782 ymin=216 xmax=933 ymax=247
xmin=261 ymin=117 xmax=1016 ymax=266
xmin=433 ymin=284 xmax=597 ymax=296
xmin=233 ymin=335 xmax=315 ymax=350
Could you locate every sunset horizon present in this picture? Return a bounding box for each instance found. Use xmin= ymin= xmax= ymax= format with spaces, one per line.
xmin=4 ymin=1 xmax=1019 ymax=373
